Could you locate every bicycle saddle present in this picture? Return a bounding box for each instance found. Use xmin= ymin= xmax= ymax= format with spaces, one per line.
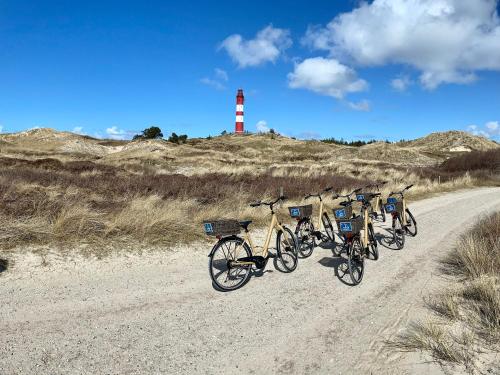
xmin=239 ymin=220 xmax=253 ymax=230
xmin=339 ymin=201 xmax=352 ymax=207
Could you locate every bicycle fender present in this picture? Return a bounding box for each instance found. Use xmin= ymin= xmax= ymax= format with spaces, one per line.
xmin=207 ymin=235 xmax=243 ymax=257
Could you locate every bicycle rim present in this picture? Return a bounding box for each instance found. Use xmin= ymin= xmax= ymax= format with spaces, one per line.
xmin=405 ymin=209 xmax=418 ymax=237
xmin=348 ymin=238 xmax=364 ymax=285
xmin=208 ymin=238 xmax=252 ymax=291
xmin=296 ymin=219 xmax=315 ymax=258
xmin=276 ymin=228 xmax=298 ymax=272
xmin=393 ymin=215 xmax=405 ymax=250
xmin=368 ymin=223 xmax=379 ymax=260
xmin=322 ymin=213 xmax=335 ymax=242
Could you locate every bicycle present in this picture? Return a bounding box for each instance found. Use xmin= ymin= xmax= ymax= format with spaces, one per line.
xmin=334 ymin=194 xmax=379 ymax=285
xmin=384 ymin=184 xmax=418 ymax=250
xmin=360 ymin=181 xmax=388 ymax=222
xmin=289 ymin=187 xmax=335 ymax=258
xmin=206 ymin=195 xmax=298 ymax=291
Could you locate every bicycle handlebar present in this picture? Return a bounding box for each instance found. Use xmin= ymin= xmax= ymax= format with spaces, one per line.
xmin=250 ymin=195 xmax=287 ymax=208
xmin=389 ymin=184 xmax=414 ymax=197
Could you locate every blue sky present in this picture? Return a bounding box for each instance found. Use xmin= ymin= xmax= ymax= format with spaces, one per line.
xmin=0 ymin=0 xmax=499 ymax=141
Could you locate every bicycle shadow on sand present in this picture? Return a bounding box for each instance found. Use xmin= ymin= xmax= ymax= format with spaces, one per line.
xmin=210 ymin=248 xmax=298 ymax=291
xmin=318 ymin=256 xmax=359 ymax=287
xmin=375 ymin=228 xmax=403 ymax=251
xmin=0 ymin=258 xmax=9 ymax=274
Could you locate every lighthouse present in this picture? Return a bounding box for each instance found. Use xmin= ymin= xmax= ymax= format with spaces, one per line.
xmin=235 ymin=89 xmax=244 ymax=133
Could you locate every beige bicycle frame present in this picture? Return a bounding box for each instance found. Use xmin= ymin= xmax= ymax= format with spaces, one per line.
xmin=232 ymin=212 xmax=291 ymax=265
xmin=401 ymin=197 xmax=408 ymax=226
xmin=361 ymin=205 xmax=370 ymax=248
xmin=316 ymin=199 xmax=326 ymax=231
xmin=373 ymin=196 xmax=381 ymax=212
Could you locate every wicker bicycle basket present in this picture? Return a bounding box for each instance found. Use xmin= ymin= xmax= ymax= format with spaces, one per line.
xmin=336 ymin=215 xmax=363 ymax=234
xmin=288 ymin=204 xmax=313 ymax=219
xmin=203 ymin=219 xmax=241 ymax=237
xmin=333 ymin=205 xmax=353 ymax=220
xmin=384 ymin=201 xmax=403 ymax=214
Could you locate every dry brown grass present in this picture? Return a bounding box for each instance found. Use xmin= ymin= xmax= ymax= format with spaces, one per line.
xmin=388 ymin=212 xmax=500 ymax=374
xmin=0 ymin=129 xmax=498 ymax=255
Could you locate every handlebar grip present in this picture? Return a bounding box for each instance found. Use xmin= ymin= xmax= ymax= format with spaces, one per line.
xmin=324 ymin=186 xmax=333 ymax=192
xmin=354 ymin=188 xmax=362 ymax=193
xmin=280 ymin=195 xmax=287 ymax=201
xmin=250 ymin=202 xmax=260 ymax=207
xmin=304 ymin=194 xmax=311 ymax=200
xmin=381 ymin=181 xmax=388 ymax=185
xmin=406 ymin=184 xmax=414 ymax=190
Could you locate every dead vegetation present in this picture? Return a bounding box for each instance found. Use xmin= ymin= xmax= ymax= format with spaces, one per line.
xmin=0 ymin=129 xmax=498 ymax=254
xmin=388 ymin=212 xmax=500 ymax=374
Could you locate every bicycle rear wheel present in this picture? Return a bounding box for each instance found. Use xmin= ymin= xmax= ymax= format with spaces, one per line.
xmin=348 ymin=237 xmax=365 ymax=285
xmin=405 ymin=209 xmax=417 ymax=237
xmin=276 ymin=227 xmax=298 ymax=272
xmin=392 ymin=214 xmax=405 ymax=250
xmin=322 ymin=213 xmax=335 ymax=243
xmin=295 ymin=218 xmax=315 ymax=258
xmin=208 ymin=237 xmax=252 ymax=291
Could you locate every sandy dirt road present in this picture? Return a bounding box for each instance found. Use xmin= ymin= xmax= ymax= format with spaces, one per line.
xmin=1 ymin=187 xmax=499 ymax=374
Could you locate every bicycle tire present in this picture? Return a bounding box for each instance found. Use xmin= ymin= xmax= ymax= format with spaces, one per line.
xmin=276 ymin=227 xmax=298 ymax=272
xmin=208 ymin=236 xmax=252 ymax=291
xmin=380 ymin=203 xmax=386 ymax=223
xmin=348 ymin=237 xmax=365 ymax=285
xmin=392 ymin=214 xmax=405 ymax=250
xmin=322 ymin=213 xmax=335 ymax=243
xmin=405 ymin=209 xmax=417 ymax=237
xmin=367 ymin=223 xmax=379 ymax=260
xmin=295 ymin=218 xmax=315 ymax=258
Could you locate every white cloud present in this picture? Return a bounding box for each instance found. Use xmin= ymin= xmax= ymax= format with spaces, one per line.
xmin=467 ymin=121 xmax=500 ymax=138
xmin=72 ymin=126 xmax=85 ymax=135
xmin=200 ymin=77 xmax=225 ymax=90
xmin=391 ymin=76 xmax=413 ymax=91
xmin=220 ymin=25 xmax=292 ymax=68
xmin=214 ymin=68 xmax=228 ymax=82
xmin=297 ymin=131 xmax=321 ymax=140
xmin=485 ymin=121 xmax=499 ymax=133
xmin=106 ymin=126 xmax=132 ymax=140
xmin=288 ymin=57 xmax=367 ymax=99
xmin=347 ymin=99 xmax=371 ymax=112
xmin=256 ymin=120 xmax=270 ymax=133
xmin=201 ymin=68 xmax=229 ymax=90
xmin=303 ymin=0 xmax=500 ymax=89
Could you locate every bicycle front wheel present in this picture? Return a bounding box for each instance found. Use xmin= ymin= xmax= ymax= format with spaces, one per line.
xmin=348 ymin=237 xmax=365 ymax=285
xmin=208 ymin=237 xmax=252 ymax=291
xmin=405 ymin=209 xmax=417 ymax=237
xmin=295 ymin=218 xmax=315 ymax=258
xmin=367 ymin=223 xmax=379 ymax=260
xmin=393 ymin=214 xmax=405 ymax=250
xmin=276 ymin=227 xmax=298 ymax=272
xmin=322 ymin=213 xmax=335 ymax=243
xmin=380 ymin=202 xmax=386 ymax=223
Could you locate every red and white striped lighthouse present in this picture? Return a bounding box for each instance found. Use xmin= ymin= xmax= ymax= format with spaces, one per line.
xmin=235 ymin=89 xmax=244 ymax=134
